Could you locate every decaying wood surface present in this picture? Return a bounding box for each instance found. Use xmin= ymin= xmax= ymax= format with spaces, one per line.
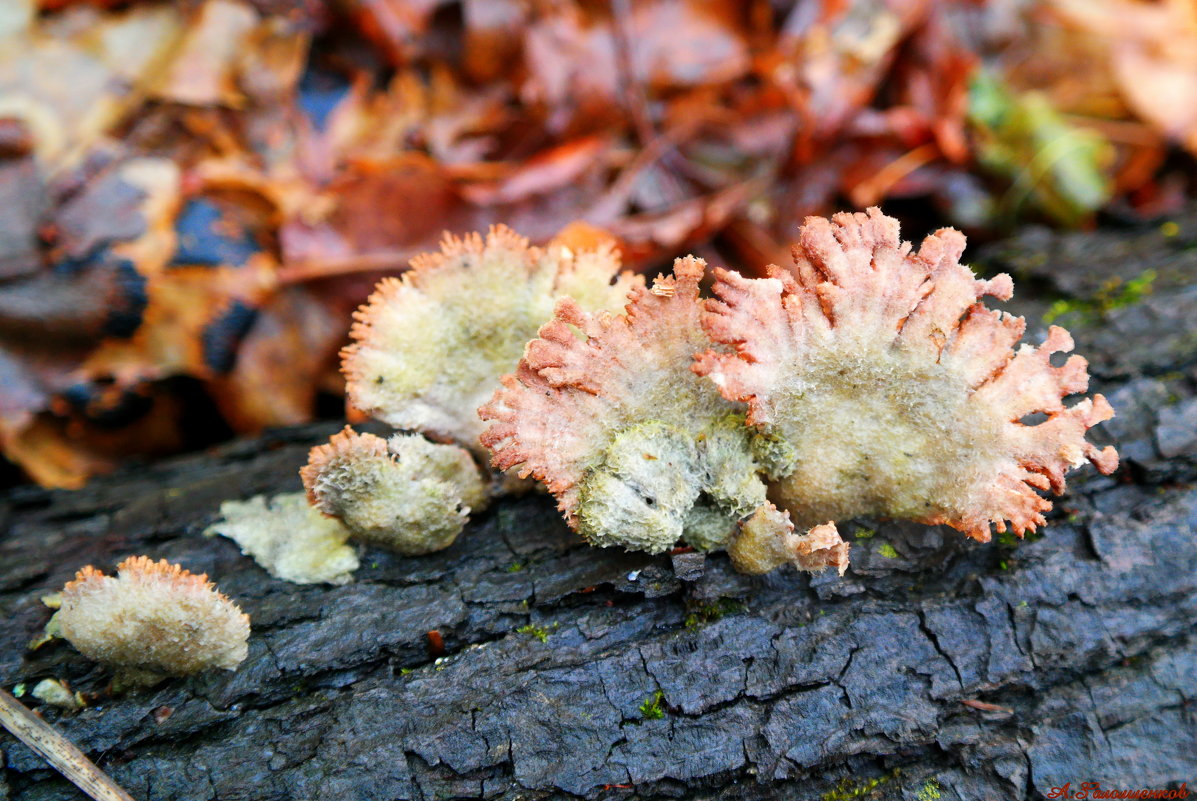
xmin=2 ymin=217 xmax=1196 ymax=800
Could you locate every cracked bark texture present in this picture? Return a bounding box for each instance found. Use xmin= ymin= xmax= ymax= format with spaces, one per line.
xmin=2 ymin=216 xmax=1196 ymax=801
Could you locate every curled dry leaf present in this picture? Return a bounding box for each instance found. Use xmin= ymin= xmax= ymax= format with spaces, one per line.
xmin=147 ymin=0 xmax=260 ymax=107
xmin=696 ymin=208 xmax=1118 ymax=541
xmin=301 ymin=427 xmax=487 ymax=555
xmin=481 ymin=256 xmax=838 ymax=564
xmin=341 ymin=224 xmax=640 ymax=451
xmin=56 ymin=556 xmax=249 ymax=682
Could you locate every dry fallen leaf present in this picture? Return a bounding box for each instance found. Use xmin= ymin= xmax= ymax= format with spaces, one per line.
xmin=0 ymin=0 xmax=1186 ymax=486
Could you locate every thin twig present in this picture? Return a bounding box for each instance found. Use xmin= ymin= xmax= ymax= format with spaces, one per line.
xmin=0 ymin=688 xmax=135 ymax=801
xmin=276 ymin=249 xmax=417 ymax=284
xmin=960 ymin=698 xmax=1014 ymax=715
xmin=611 ymin=0 xmax=655 ymax=147
xmin=849 ymin=143 xmax=941 ymax=208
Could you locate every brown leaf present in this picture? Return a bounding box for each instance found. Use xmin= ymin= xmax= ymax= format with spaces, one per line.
xmin=280 ymin=154 xmax=466 ymax=265
xmin=208 ymin=285 xmax=347 ymax=431
xmin=460 ymin=136 xmax=609 ymax=205
xmin=342 ymin=0 xmax=450 ymax=67
xmin=149 ymin=0 xmax=260 ymax=107
xmin=461 ymin=0 xmax=526 ymax=82
xmin=0 ymin=3 xmax=185 ymax=170
xmin=0 ymin=143 xmax=46 ymax=280
xmin=522 ymin=0 xmax=751 ymax=118
xmin=81 ymin=258 xmax=276 ymax=385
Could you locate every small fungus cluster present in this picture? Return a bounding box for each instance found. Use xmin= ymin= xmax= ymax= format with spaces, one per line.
xmin=291 ymin=225 xmax=642 ymax=558
xmin=55 ymin=557 xmax=249 ymax=685
xmin=481 ymin=210 xmax=1115 ymax=571
xmin=694 ymin=211 xmax=1117 ymax=540
xmin=479 ymin=256 xmax=846 ymax=572
xmin=301 ymin=427 xmax=487 ymax=555
xmin=340 ymin=225 xmax=639 ymax=452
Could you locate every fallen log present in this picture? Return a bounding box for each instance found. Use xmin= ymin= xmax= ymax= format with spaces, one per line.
xmin=2 ymin=216 xmax=1195 ymax=801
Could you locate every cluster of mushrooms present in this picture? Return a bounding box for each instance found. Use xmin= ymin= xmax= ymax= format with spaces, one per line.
xmin=49 ymin=209 xmax=1118 ymax=682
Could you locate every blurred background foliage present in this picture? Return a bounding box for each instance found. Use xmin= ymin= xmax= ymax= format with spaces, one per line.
xmin=0 ymin=0 xmax=1193 ymax=488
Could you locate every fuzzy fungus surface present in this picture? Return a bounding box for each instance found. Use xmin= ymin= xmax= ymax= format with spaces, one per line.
xmin=696 ymin=207 xmax=1118 ymax=541
xmin=482 ymin=257 xmax=844 ymax=566
xmin=206 ymin=493 xmax=359 ymax=585
xmin=56 ymin=556 xmax=249 ymax=680
xmin=341 ymin=225 xmax=641 ymax=452
xmin=301 ymin=427 xmax=487 ymax=555
xmin=728 ymin=508 xmax=848 ymax=575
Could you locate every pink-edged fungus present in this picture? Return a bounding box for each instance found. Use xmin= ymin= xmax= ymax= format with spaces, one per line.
xmin=340 ymin=225 xmax=641 ymax=453
xmin=481 ymin=257 xmax=847 ymax=571
xmin=56 ymin=556 xmax=249 ymax=684
xmin=728 ymin=511 xmax=848 ymax=576
xmin=301 ymin=427 xmax=487 ymax=555
xmin=695 ymin=207 xmax=1118 ymax=542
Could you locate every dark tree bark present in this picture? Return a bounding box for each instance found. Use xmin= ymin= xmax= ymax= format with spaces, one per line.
xmin=2 ymin=217 xmax=1196 ymax=801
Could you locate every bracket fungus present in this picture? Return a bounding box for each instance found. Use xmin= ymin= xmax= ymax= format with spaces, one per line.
xmin=301 ymin=427 xmax=487 ymax=555
xmin=206 ymin=493 xmax=359 ymax=585
xmin=341 ymin=225 xmax=641 ymax=452
xmin=729 ymin=513 xmax=847 ymax=576
xmin=56 ymin=557 xmax=249 ymax=684
xmin=695 ymin=207 xmax=1118 ymax=541
xmin=481 ymin=256 xmax=846 ymax=571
